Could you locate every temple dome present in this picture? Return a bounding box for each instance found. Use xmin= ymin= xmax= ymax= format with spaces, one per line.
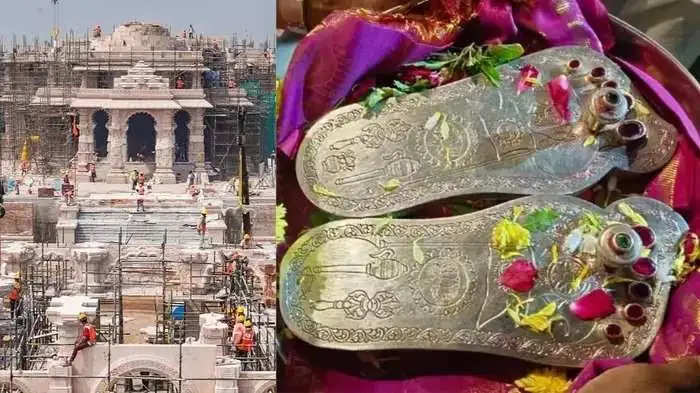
xmin=91 ymin=21 xmax=186 ymax=51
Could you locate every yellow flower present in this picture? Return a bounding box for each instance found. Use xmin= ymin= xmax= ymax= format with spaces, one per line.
xmin=491 ymin=216 xmax=531 ymax=259
xmin=505 ymin=296 xmax=562 ymax=335
xmin=570 ymin=263 xmax=591 ymax=292
xmin=515 ymin=368 xmax=571 ymax=393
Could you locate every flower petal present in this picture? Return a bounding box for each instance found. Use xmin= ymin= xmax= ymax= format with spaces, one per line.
xmin=516 ymin=64 xmax=540 ymax=95
xmin=500 ymin=259 xmax=538 ymax=292
xmin=570 ymin=289 xmax=616 ymax=320
xmin=547 ymin=75 xmax=572 ymax=123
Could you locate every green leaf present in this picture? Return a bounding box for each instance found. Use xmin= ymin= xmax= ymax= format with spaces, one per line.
xmin=440 ymin=117 xmax=450 ymax=140
xmin=583 ymin=135 xmax=596 ymax=147
xmin=382 ymin=178 xmax=401 ymax=192
xmin=364 ymin=88 xmax=387 ymax=109
xmin=479 ymin=62 xmax=501 ymax=86
xmin=393 ymin=80 xmax=412 ymax=92
xmin=487 ymin=43 xmax=525 ymax=64
xmin=522 ymin=208 xmax=559 ymax=232
xmin=413 ymin=238 xmax=425 ymax=264
xmin=313 ymin=184 xmax=339 ymax=197
xmin=374 ymin=216 xmax=393 ymax=236
xmin=408 ymin=59 xmax=455 ymax=70
xmin=617 ymin=202 xmax=648 ymax=226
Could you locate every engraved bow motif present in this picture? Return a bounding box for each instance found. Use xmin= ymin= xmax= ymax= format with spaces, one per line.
xmin=310 ymin=290 xmax=401 ymax=320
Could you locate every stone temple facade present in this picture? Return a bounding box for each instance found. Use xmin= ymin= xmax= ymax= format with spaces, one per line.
xmin=1 ymin=21 xmax=274 ymax=182
xmin=72 ymin=61 xmax=213 ymax=184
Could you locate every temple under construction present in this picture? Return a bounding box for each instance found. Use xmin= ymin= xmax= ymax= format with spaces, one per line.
xmin=0 ymin=21 xmax=276 ymax=182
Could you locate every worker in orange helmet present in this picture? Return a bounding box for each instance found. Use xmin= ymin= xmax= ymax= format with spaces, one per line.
xmin=66 ymin=313 xmax=97 ymax=366
xmin=7 ymin=278 xmax=21 ymax=318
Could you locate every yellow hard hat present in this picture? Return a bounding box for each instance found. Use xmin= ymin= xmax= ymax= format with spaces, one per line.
xmin=201 ymin=208 xmax=208 ymax=215
xmin=78 ymin=312 xmax=88 ymax=321
xmin=244 ymin=234 xmax=250 ymax=239
xmin=244 ymin=320 xmax=252 ymax=327
xmin=236 ymin=305 xmax=246 ymax=314
xmin=237 ymin=315 xmax=245 ymax=322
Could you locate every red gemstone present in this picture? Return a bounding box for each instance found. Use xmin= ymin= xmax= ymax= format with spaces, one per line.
xmin=633 ymin=226 xmax=656 ymax=248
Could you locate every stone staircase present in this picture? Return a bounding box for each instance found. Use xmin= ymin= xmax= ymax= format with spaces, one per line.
xmin=76 ymin=207 xmax=203 ymax=244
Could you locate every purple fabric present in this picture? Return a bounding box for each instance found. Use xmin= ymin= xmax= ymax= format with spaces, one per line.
xmin=277 ymin=13 xmax=449 ymax=156
xmin=318 ymin=371 xmax=514 ymax=393
xmin=614 ymin=57 xmax=700 ymax=152
xmin=650 ymin=272 xmax=700 ymax=363
xmin=277 ymin=0 xmax=616 ymax=157
xmin=569 ymin=358 xmax=634 ymax=392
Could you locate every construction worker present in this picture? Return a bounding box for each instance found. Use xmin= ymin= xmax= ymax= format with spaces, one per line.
xmin=236 ymin=320 xmax=255 ymax=358
xmin=93 ymin=25 xmax=102 ymax=38
xmin=187 ymin=170 xmax=195 ymax=188
xmin=138 ymin=172 xmax=145 ymax=187
xmin=240 ymin=233 xmax=251 ymax=249
xmin=231 ymin=314 xmax=245 ymax=348
xmin=197 ymin=208 xmax=207 ymax=236
xmin=129 ymin=170 xmax=138 ymax=191
xmin=225 ymin=251 xmax=239 ymax=274
xmin=176 ymin=78 xmax=185 ymax=89
xmin=66 ymin=313 xmax=97 ymax=366
xmin=7 ymin=279 xmax=21 ymax=318
xmin=89 ymin=164 xmax=96 ymax=183
xmin=136 ymin=185 xmax=145 ymax=213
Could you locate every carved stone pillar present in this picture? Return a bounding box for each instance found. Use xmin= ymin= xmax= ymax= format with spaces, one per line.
xmin=192 ymin=71 xmax=201 ymax=88
xmin=46 ymin=296 xmax=99 ymax=357
xmin=106 ymin=111 xmax=127 ymax=183
xmin=189 ymin=108 xmax=209 ymax=183
xmin=154 ymin=110 xmax=177 ymax=184
xmin=76 ymin=108 xmax=94 ymax=182
xmin=198 ymin=313 xmax=228 ymax=356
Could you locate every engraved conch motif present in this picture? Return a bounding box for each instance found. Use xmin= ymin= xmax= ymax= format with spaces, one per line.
xmin=281 ymin=195 xmax=688 ymax=366
xmin=296 ymin=46 xmax=678 ymax=217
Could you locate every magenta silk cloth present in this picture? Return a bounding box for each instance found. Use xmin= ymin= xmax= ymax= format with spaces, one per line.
xmin=569 ymin=358 xmax=634 ymax=392
xmin=277 ymin=0 xmax=615 ymax=157
xmin=319 ymin=372 xmax=515 ymax=393
xmin=277 ymin=0 xmax=700 ymax=392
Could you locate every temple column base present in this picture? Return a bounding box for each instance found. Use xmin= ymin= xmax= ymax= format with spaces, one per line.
xmin=194 ymin=166 xmax=209 ymax=184
xmin=154 ymin=167 xmax=177 ymax=184
xmin=106 ymin=169 xmax=128 ymax=184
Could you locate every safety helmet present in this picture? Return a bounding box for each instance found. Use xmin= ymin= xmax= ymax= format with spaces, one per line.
xmin=78 ymin=312 xmax=88 ymax=322
xmin=236 ymin=305 xmax=246 ymax=314
xmin=244 ymin=320 xmax=252 ymax=327
xmin=201 ymin=208 xmax=208 ymax=215
xmin=237 ymin=315 xmax=245 ymax=322
xmin=244 ymin=234 xmax=250 ymax=240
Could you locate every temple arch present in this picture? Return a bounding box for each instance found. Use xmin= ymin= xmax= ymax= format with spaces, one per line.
xmin=174 ymin=110 xmax=190 ymax=162
xmin=93 ymin=110 xmax=110 ymax=158
xmin=126 ymin=112 xmax=157 ymax=163
xmin=93 ymin=356 xmax=198 ymax=393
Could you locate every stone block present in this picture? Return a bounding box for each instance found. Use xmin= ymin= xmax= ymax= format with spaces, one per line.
xmin=0 ymin=202 xmax=34 ymax=237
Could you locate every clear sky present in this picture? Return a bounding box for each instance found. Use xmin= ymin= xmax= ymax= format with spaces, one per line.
xmin=0 ymin=0 xmax=275 ymax=47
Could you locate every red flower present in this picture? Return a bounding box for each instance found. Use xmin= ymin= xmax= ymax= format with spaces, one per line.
xmin=682 ymin=232 xmax=699 ymax=263
xmin=516 ymin=64 xmax=539 ymax=95
xmin=500 ymin=259 xmax=538 ymax=292
xmin=399 ymin=66 xmax=440 ymax=87
xmin=570 ymin=289 xmax=616 ymax=320
xmin=346 ymin=76 xmax=376 ymax=104
xmin=547 ymin=75 xmax=572 ymax=123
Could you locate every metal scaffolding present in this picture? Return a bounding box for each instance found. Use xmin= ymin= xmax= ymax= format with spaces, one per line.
xmin=0 ymin=30 xmax=276 ymax=181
